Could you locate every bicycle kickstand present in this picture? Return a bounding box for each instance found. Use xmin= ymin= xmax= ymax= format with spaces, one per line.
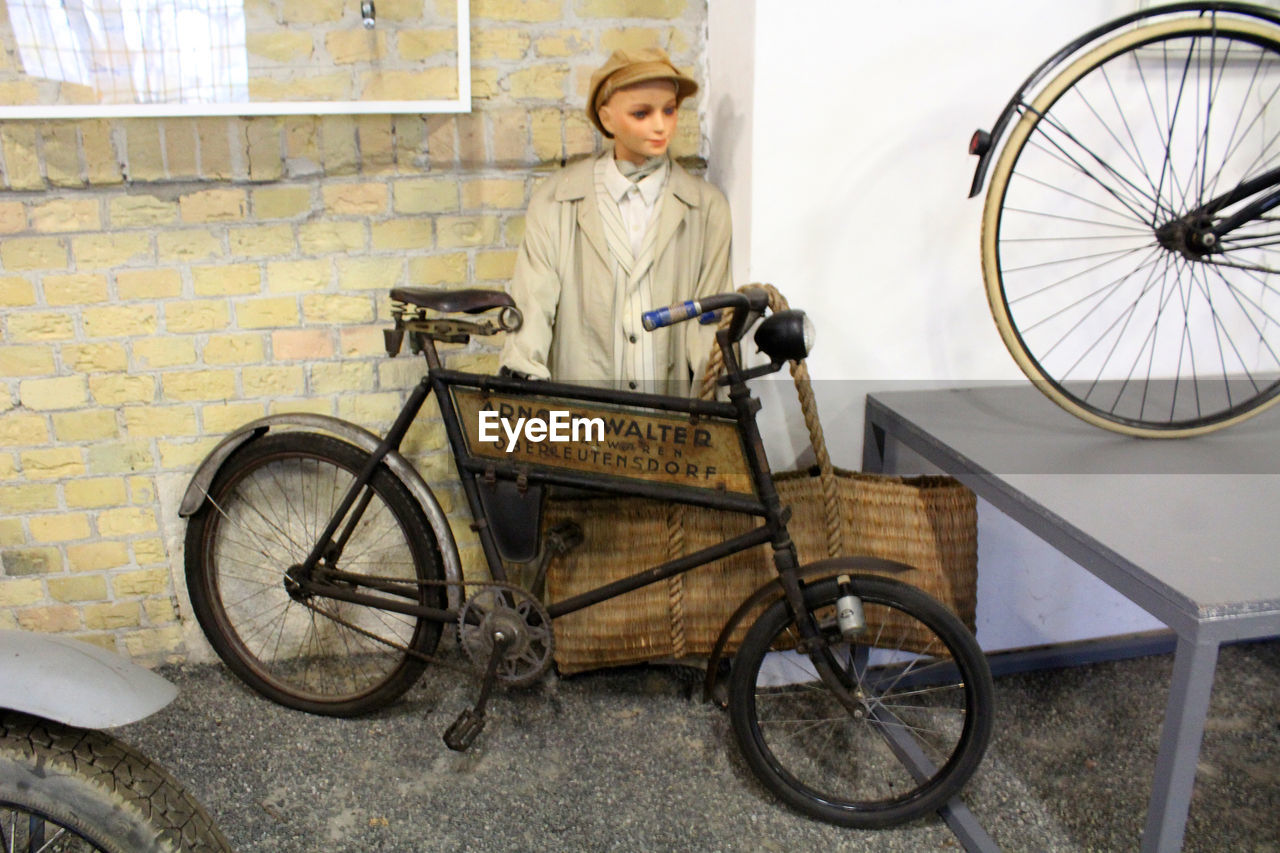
xmin=443 ymin=631 xmax=512 ymax=752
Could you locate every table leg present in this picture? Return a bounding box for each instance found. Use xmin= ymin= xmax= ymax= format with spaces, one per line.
xmin=1140 ymin=634 xmax=1220 ymax=853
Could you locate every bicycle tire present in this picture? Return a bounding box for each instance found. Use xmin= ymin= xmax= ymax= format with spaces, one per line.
xmin=0 ymin=711 xmax=231 ymax=853
xmin=983 ymin=14 xmax=1280 ymax=437
xmin=184 ymin=432 xmax=443 ymax=716
xmin=728 ymin=576 xmax=993 ymax=828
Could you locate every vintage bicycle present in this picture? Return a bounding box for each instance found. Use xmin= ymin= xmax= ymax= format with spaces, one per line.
xmin=970 ymin=1 xmax=1280 ymax=437
xmin=178 ymin=284 xmax=993 ymax=828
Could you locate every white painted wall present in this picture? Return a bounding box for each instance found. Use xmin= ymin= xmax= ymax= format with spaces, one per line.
xmin=707 ymin=0 xmax=1164 ymax=651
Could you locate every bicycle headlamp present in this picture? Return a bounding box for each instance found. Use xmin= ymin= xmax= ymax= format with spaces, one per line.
xmin=754 ymin=309 xmax=814 ymax=363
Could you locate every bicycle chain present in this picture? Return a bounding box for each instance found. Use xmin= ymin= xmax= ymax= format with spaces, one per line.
xmin=300 ymin=576 xmax=547 ymax=680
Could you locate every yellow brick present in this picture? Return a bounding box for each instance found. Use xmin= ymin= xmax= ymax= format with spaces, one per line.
xmin=30 ymin=199 xmax=101 ymax=233
xmin=323 ymin=182 xmax=387 ymax=215
xmin=436 ymin=215 xmax=500 ymax=249
xmin=163 ymin=231 xmax=224 ymax=266
xmin=2 ymin=125 xmax=43 ymax=191
xmin=601 ymin=27 xmax=681 ymax=53
xmin=0 ymin=346 xmax=56 ymax=376
xmin=263 ymin=259 xmax=328 ymax=294
xmin=236 ymin=297 xmax=298 ymax=329
xmin=116 ymin=268 xmax=182 ymax=300
xmin=133 ymin=538 xmax=166 ymax=565
xmin=361 ymin=68 xmax=457 ymax=101
xmin=476 ymin=249 xmax=518 ymax=280
xmin=161 ymin=371 xmax=235 ymax=402
xmin=0 ymin=411 xmax=49 ymax=447
xmin=338 ymin=326 xmax=385 ymax=357
xmin=203 ymin=334 xmax=264 ymax=365
xmin=41 ymin=124 xmax=82 ymax=188
xmin=398 ymin=29 xmax=457 ymax=60
xmin=394 ymin=115 xmax=428 ymax=171
xmin=98 ymin=507 xmax=157 ymax=537
xmin=86 ymin=442 xmax=153 ymax=476
xmin=462 ymin=178 xmax=525 ymax=209
xmin=201 ymin=402 xmax=264 ymax=433
xmin=180 ymin=188 xmax=247 ymax=223
xmin=0 ymin=276 xmax=35 ymax=307
xmin=122 ymin=625 xmax=183 ymax=659
xmin=327 ymin=29 xmax=388 ymax=64
xmin=284 ymin=116 xmax=320 ymax=165
xmin=281 ymin=0 xmax=343 ymax=23
xmin=53 ymin=411 xmax=119 ymax=442
xmin=109 ymin=195 xmax=180 ymax=228
xmin=576 ymin=0 xmax=685 ymax=16
xmin=247 ymin=118 xmax=283 ymax=182
xmin=0 ymin=203 xmax=26 ymax=233
xmin=530 ymin=108 xmax=562 ymax=162
xmin=473 ymin=28 xmax=531 ymax=60
xmin=474 ymin=0 xmax=562 ymax=21
xmin=122 ymin=405 xmax=198 ymax=438
xmin=228 ymin=224 xmax=293 ymax=258
xmin=0 ymin=452 xmax=13 ymax=478
xmin=19 ymin=376 xmax=88 ymax=411
xmin=408 ymin=253 xmax=467 ymax=285
xmin=505 ymin=215 xmax=527 ymax=247
xmin=0 ymin=483 xmax=58 ymax=512
xmin=165 ymin=300 xmax=229 ymax=334
xmin=113 ymin=567 xmax=169 ymax=597
xmin=336 ymin=257 xmax=403 ymax=291
xmin=534 ymin=30 xmax=589 ymax=58
xmin=88 ymin=375 xmax=154 ymax=406
xmin=18 ymin=605 xmax=81 ymax=633
xmin=248 ymin=31 xmax=314 ymax=63
xmin=267 ymin=398 xmax=331 ymax=417
xmin=311 ymin=362 xmax=374 ymax=394
xmin=192 ymin=263 xmax=261 ymax=296
xmin=83 ymin=305 xmax=158 ymax=338
xmin=337 ymin=392 xmax=402 ymax=425
xmin=372 ymin=219 xmax=433 ymax=250
xmin=392 ymin=178 xmax=458 ymax=214
xmin=144 ymin=598 xmax=178 ymax=625
xmin=506 ymin=65 xmax=569 ymax=100
xmin=157 ymin=438 xmax=218 ymax=468
xmin=273 ymin=328 xmax=333 ymax=360
xmin=20 ymin=447 xmax=84 ymax=479
xmin=128 ymin=475 xmax=154 ymax=504
xmin=320 ymin=115 xmax=359 ymax=176
xmin=250 ymin=73 xmax=351 ymax=103
xmin=49 ymin=575 xmax=108 ymax=603
xmin=0 ymin=579 xmax=43 ymax=607
xmin=132 ymin=338 xmax=196 ymax=368
xmin=253 ymin=187 xmax=312 ymax=220
xmin=194 ymin=118 xmax=234 ymax=180
xmin=402 ymin=417 xmax=448 ymax=455
xmin=65 ymin=478 xmax=127 ymax=508
xmin=85 ymin=602 xmax=142 ymax=630
xmin=0 ymin=517 xmax=22 ymax=545
xmin=298 ymin=221 xmax=366 ymax=254
xmin=81 ymin=120 xmax=123 ymax=186
xmin=122 ymin=120 xmax=164 ymax=182
xmin=162 ymin=119 xmax=199 ymax=179
xmin=1 ymin=545 xmax=60 ymax=575
xmin=1 ymin=237 xmax=68 ymax=271
xmin=67 ymin=541 xmax=130 ymax=572
xmin=42 ymin=273 xmax=107 ymax=306
xmin=73 ymin=233 xmax=153 ymax=269
xmin=243 ymin=365 xmax=304 ymax=397
xmin=302 ymin=294 xmax=373 ymax=324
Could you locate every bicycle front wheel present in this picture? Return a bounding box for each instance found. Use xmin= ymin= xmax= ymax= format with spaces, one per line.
xmin=984 ymin=14 xmax=1280 ymax=436
xmin=728 ymin=576 xmax=993 ymax=828
xmin=184 ymin=432 xmax=444 ymax=716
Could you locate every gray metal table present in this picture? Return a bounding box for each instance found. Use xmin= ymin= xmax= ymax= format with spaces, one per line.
xmin=861 ymin=385 xmax=1280 ymax=853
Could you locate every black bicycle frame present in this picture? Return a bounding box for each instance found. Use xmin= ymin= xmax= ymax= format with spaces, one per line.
xmin=291 ymin=314 xmax=818 ymax=644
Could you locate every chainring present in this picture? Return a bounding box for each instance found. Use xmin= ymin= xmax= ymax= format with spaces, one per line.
xmin=457 ymin=584 xmax=554 ymax=687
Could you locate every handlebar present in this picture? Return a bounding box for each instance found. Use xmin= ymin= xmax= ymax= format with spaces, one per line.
xmin=641 ymin=287 xmax=771 ymax=343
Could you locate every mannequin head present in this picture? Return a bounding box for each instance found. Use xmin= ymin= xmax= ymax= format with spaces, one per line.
xmin=597 ymin=79 xmax=679 ymax=165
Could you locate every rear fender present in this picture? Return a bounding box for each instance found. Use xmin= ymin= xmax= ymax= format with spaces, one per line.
xmin=0 ymin=630 xmax=177 ymax=728
xmin=178 ymin=413 xmax=463 ymax=610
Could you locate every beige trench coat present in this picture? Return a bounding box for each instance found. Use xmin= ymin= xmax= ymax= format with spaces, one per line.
xmin=500 ymin=153 xmax=733 ymax=395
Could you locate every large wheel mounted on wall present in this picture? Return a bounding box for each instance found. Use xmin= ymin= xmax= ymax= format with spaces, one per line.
xmin=184 ymin=432 xmax=445 ymax=717
xmin=981 ymin=10 xmax=1280 ymax=437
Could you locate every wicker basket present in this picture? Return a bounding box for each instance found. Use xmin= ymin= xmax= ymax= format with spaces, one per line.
xmin=544 ymin=286 xmax=978 ymax=674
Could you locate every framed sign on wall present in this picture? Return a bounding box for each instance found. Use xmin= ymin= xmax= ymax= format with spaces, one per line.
xmin=0 ymin=0 xmax=471 ymax=118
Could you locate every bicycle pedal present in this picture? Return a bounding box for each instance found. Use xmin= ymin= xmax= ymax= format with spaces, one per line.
xmin=443 ymin=708 xmax=486 ymax=751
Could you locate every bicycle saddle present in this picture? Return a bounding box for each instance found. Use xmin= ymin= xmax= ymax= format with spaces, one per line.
xmin=390 ymin=287 xmax=515 ymax=314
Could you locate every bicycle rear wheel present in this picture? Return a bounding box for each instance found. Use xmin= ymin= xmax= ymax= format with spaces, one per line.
xmin=983 ymin=14 xmax=1280 ymax=436
xmin=184 ymin=432 xmax=443 ymax=716
xmin=728 ymin=576 xmax=994 ymax=828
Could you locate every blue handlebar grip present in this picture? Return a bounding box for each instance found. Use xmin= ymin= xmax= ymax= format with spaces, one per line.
xmin=697 ymin=310 xmax=722 ymax=325
xmin=642 ymin=300 xmax=700 ymax=331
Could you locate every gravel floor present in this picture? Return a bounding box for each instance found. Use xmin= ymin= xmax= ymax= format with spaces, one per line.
xmin=117 ymin=640 xmax=1279 ymax=852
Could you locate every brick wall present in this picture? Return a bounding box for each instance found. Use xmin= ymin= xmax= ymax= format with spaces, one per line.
xmin=0 ymin=0 xmax=708 ymax=663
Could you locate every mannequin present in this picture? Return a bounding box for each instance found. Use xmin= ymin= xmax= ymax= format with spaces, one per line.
xmin=499 ymin=48 xmax=733 ymax=395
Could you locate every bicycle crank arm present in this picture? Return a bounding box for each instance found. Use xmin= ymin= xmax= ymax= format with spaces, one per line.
xmin=443 ymin=632 xmax=512 ymax=752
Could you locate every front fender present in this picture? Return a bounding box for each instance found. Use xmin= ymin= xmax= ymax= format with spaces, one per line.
xmin=0 ymin=630 xmax=177 ymax=728
xmin=178 ymin=413 xmax=463 ymax=610
xmin=701 ymin=556 xmax=913 ymax=703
